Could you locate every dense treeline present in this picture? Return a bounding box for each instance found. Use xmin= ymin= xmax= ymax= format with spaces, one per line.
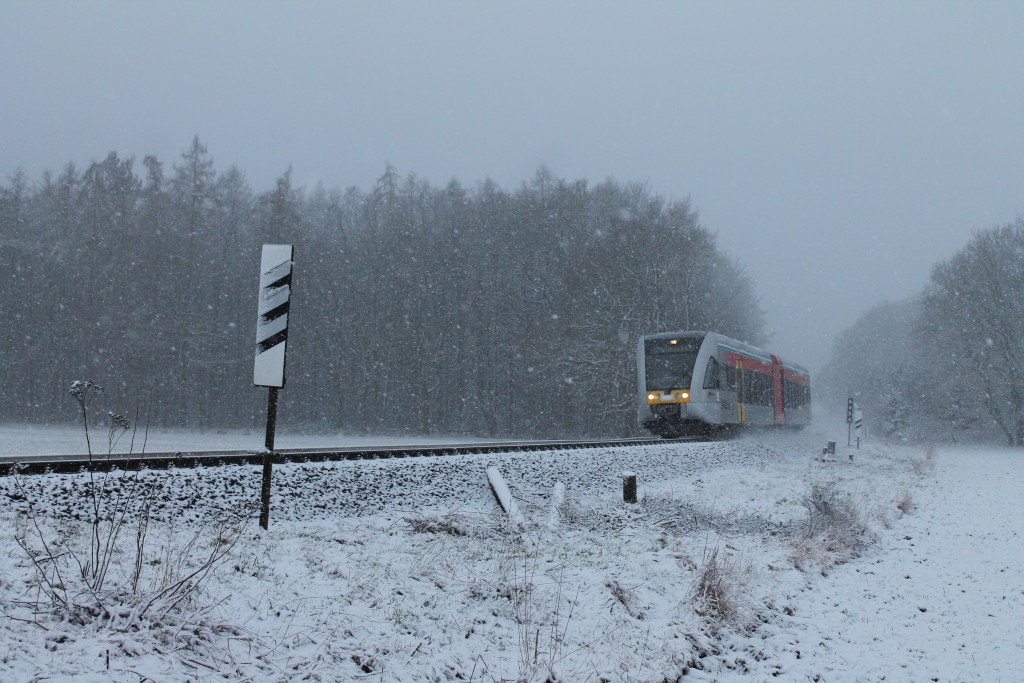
xmin=818 ymin=217 xmax=1024 ymax=446
xmin=0 ymin=138 xmax=765 ymax=437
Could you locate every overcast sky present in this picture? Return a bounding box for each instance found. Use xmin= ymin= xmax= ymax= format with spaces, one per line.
xmin=3 ymin=1 xmax=1022 ymax=370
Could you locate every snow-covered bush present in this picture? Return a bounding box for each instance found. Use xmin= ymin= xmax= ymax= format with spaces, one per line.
xmin=911 ymin=446 xmax=936 ymax=477
xmin=12 ymin=381 xmax=250 ymax=632
xmin=791 ymin=480 xmax=870 ymax=573
xmin=691 ymin=542 xmax=755 ymax=629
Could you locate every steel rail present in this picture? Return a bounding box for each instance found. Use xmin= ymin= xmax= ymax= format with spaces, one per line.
xmin=0 ymin=437 xmax=698 ymax=477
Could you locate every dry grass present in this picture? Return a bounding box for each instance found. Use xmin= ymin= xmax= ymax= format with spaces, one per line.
xmin=692 ymin=543 xmax=754 ymax=629
xmin=790 ymin=481 xmax=871 ymax=574
xmin=896 ymin=490 xmax=914 ymax=516
xmin=911 ymin=447 xmax=936 ymax=477
xmin=606 ymin=578 xmax=645 ymax=620
xmin=405 ymin=514 xmax=470 ymax=537
xmin=12 ymin=382 xmax=249 ymax=633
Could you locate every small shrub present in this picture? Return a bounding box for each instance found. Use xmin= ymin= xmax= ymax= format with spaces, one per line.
xmin=896 ymin=491 xmax=914 ymax=516
xmin=872 ymin=505 xmax=894 ymax=530
xmin=911 ymin=447 xmax=936 ymax=477
xmin=489 ymin=519 xmax=580 ymax=681
xmin=801 ymin=481 xmax=856 ymax=537
xmin=691 ymin=543 xmax=753 ymax=628
xmin=605 ymin=578 xmax=644 ymax=620
xmin=14 ymin=380 xmax=250 ymax=632
xmin=791 ymin=481 xmax=870 ymax=572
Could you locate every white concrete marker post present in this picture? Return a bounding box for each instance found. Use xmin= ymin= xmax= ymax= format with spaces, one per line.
xmin=486 ymin=466 xmax=524 ymax=525
xmin=547 ymin=481 xmax=566 ymax=530
xmin=254 ymin=244 xmax=294 ymax=530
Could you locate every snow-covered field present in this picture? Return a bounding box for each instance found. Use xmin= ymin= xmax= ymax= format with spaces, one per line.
xmin=0 ymin=426 xmax=1020 ymax=681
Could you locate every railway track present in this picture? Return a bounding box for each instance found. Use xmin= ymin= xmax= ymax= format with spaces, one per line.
xmin=0 ymin=437 xmax=698 ymax=477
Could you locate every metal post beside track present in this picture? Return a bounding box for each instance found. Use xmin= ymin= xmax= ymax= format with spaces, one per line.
xmin=259 ymin=387 xmax=279 ymax=530
xmin=253 ymin=244 xmax=294 ymax=531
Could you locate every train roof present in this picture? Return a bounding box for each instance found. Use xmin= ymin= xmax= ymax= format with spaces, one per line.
xmin=641 ymin=330 xmax=810 ymax=377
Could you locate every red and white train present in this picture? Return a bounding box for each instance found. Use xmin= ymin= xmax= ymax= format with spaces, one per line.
xmin=637 ymin=331 xmax=811 ymax=437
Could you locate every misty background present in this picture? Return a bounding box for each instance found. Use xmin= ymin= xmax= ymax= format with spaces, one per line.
xmin=2 ymin=2 xmax=1023 ymax=440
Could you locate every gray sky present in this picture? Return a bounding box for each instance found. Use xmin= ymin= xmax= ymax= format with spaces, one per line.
xmin=3 ymin=1 xmax=1022 ymax=370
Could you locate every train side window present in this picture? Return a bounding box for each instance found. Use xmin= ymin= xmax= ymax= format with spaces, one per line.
xmin=725 ymin=366 xmax=736 ymax=391
xmin=756 ymin=372 xmax=770 ymax=406
xmin=703 ymin=358 xmax=720 ymax=389
xmin=783 ymin=379 xmax=808 ymax=409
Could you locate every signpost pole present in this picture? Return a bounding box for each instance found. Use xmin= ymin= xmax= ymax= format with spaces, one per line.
xmin=259 ymin=386 xmax=279 ymax=530
xmin=854 ymin=405 xmax=863 ymax=450
xmin=253 ymin=244 xmax=294 ymax=531
xmin=847 ymin=398 xmax=853 ymax=446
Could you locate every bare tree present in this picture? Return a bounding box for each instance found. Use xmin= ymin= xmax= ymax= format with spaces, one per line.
xmin=917 ymin=219 xmax=1024 ymax=445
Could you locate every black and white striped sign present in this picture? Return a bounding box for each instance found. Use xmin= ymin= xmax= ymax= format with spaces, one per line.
xmin=253 ymin=244 xmax=293 ymax=387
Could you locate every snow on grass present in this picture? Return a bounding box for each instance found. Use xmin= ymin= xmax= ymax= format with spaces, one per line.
xmin=1 ymin=430 xmax=1019 ymax=681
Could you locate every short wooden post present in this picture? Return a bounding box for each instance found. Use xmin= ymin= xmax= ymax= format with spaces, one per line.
xmin=623 ymin=471 xmax=637 ymax=504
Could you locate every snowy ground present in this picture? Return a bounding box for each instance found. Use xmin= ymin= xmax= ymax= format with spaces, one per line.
xmin=0 ymin=426 xmax=1020 ymax=681
xmin=730 ymin=446 xmax=1024 ymax=682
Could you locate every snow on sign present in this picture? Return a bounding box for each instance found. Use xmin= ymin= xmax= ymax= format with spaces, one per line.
xmin=253 ymin=244 xmax=294 ymax=388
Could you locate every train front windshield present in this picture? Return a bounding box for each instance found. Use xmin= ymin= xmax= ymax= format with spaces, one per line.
xmin=644 ymin=337 xmax=703 ymax=392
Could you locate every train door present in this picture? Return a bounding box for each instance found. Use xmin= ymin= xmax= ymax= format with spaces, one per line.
xmin=770 ymin=354 xmax=785 ymax=425
xmin=720 ymin=361 xmax=738 ymax=423
xmin=735 ymin=360 xmax=745 ymax=423
xmin=702 ymin=356 xmax=723 ymax=423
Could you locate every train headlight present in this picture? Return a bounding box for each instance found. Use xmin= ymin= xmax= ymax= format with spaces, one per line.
xmin=648 ymin=391 xmax=690 ymax=404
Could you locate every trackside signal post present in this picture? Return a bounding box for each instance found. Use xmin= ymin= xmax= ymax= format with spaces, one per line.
xmin=847 ymin=398 xmax=863 ymax=449
xmin=254 ymin=244 xmax=294 ymax=530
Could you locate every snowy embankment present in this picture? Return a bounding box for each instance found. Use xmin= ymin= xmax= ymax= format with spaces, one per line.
xmin=730 ymin=446 xmax=1024 ymax=682
xmin=0 ymin=429 xmax=1019 ymax=681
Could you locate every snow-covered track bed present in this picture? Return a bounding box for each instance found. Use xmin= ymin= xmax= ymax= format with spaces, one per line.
xmin=0 ymin=436 xmax=696 ymax=477
xmin=1 ymin=440 xmax=769 ymax=525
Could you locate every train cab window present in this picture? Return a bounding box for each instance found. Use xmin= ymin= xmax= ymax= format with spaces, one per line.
xmin=644 ymin=336 xmax=704 ymax=392
xmin=724 ymin=366 xmax=736 ymax=392
xmin=703 ymin=358 xmax=720 ymax=389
